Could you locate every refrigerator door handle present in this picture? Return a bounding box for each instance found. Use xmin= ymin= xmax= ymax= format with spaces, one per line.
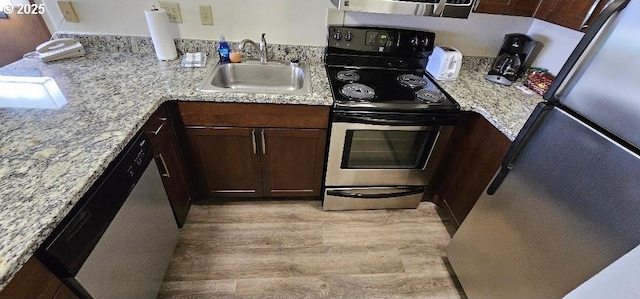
xmin=487 ymin=103 xmax=552 ymax=194
xmin=545 ymin=0 xmax=629 ymax=102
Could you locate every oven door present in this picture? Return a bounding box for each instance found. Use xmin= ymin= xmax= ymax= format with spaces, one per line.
xmin=325 ymin=119 xmax=451 ymax=186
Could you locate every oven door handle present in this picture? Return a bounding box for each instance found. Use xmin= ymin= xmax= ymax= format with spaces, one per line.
xmin=326 ymin=186 xmax=426 ymax=199
xmin=334 ymin=113 xmax=458 ymax=126
xmin=340 ymin=115 xmax=431 ymax=126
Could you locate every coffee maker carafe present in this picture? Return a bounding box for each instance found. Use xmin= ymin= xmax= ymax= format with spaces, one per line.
xmin=486 ymin=34 xmax=537 ymax=86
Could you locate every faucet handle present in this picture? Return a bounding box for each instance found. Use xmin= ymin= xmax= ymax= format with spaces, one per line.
xmin=260 ymin=33 xmax=267 ymax=50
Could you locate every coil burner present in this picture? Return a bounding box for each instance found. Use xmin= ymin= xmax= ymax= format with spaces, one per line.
xmin=336 ymin=70 xmax=361 ymax=82
xmin=340 ymin=83 xmax=376 ymax=101
xmin=397 ymin=74 xmax=427 ymax=89
xmin=416 ymin=89 xmax=445 ymax=103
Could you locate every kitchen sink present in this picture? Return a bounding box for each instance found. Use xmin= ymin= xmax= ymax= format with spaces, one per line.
xmin=198 ymin=60 xmax=312 ymax=95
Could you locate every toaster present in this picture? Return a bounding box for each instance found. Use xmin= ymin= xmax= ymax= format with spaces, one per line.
xmin=426 ymin=46 xmax=463 ymax=81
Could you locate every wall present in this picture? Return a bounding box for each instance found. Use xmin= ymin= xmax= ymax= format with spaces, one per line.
xmin=36 ymin=0 xmax=531 ymax=56
xmin=37 ymin=0 xmax=335 ymax=46
xmin=35 ymin=0 xmax=582 ymax=72
xmin=526 ymin=19 xmax=584 ymax=75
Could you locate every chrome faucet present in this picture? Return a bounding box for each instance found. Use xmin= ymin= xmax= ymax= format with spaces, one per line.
xmin=240 ymin=33 xmax=268 ymax=63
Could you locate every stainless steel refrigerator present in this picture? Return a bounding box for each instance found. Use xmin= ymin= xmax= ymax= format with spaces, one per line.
xmin=445 ymin=0 xmax=640 ymax=298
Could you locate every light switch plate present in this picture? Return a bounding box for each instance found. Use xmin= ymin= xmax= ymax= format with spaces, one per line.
xmin=57 ymin=1 xmax=79 ymax=23
xmin=158 ymin=1 xmax=182 ymax=23
xmin=199 ymin=5 xmax=213 ymax=26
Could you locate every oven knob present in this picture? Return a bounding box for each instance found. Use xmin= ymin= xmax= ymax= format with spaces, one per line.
xmin=345 ymin=31 xmax=353 ymax=41
xmin=333 ymin=30 xmax=342 ymax=41
xmin=411 ymin=36 xmax=419 ymax=47
xmin=422 ymin=37 xmax=430 ymax=47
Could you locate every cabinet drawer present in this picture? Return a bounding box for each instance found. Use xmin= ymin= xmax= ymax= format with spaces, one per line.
xmin=143 ymin=105 xmax=171 ymax=146
xmin=179 ymin=102 xmax=330 ymax=129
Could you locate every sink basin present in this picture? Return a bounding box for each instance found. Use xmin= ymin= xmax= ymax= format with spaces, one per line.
xmin=198 ymin=60 xmax=312 ymax=95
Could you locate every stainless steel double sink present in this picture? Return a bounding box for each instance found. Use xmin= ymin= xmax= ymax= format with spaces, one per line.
xmin=198 ymin=60 xmax=312 ymax=95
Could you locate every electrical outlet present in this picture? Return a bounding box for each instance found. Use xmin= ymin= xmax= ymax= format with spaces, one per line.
xmin=199 ymin=5 xmax=213 ymax=26
xmin=158 ymin=1 xmax=182 ymax=23
xmin=57 ymin=1 xmax=79 ymax=23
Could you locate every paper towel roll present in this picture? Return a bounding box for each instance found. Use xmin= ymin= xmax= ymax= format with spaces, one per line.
xmin=144 ymin=8 xmax=177 ymax=61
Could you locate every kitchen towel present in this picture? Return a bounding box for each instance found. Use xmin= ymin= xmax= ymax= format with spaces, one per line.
xmin=144 ymin=8 xmax=178 ymax=61
xmin=181 ymin=52 xmax=207 ymax=68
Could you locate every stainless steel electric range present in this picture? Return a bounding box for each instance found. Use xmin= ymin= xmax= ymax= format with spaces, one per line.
xmin=323 ymin=25 xmax=460 ymax=211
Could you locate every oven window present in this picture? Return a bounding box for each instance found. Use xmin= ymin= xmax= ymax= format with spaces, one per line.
xmin=341 ymin=130 xmax=437 ymax=169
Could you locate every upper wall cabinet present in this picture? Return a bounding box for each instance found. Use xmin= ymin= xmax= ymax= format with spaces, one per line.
xmin=475 ymin=0 xmax=609 ymax=32
xmin=474 ymin=0 xmax=539 ymax=17
xmin=534 ymin=0 xmax=607 ymax=31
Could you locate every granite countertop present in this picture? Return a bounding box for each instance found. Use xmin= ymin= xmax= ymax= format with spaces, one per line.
xmin=0 ymin=51 xmax=332 ymax=289
xmin=436 ymin=57 xmax=543 ymax=140
xmin=0 ymin=50 xmax=540 ymax=289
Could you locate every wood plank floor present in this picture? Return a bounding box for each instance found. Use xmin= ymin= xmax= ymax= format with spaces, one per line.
xmin=158 ymin=200 xmax=466 ymax=299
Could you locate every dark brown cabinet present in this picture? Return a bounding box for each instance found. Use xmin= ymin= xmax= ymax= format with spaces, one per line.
xmin=260 ymin=128 xmax=327 ymax=197
xmin=179 ymin=102 xmax=330 ymax=200
xmin=474 ymin=0 xmax=539 ymax=16
xmin=186 ymin=127 xmax=263 ymax=197
xmin=186 ymin=127 xmax=327 ymax=198
xmin=144 ymin=103 xmax=192 ymax=227
xmin=534 ymin=0 xmax=607 ymax=31
xmin=430 ymin=113 xmax=511 ymax=228
xmin=475 ymin=0 xmax=609 ymax=31
xmin=0 ymin=257 xmax=78 ymax=299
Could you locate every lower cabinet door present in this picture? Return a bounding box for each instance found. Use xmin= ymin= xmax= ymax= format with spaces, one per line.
xmin=260 ymin=128 xmax=327 ymax=197
xmin=154 ymin=130 xmax=192 ymax=227
xmin=185 ymin=127 xmax=263 ymax=198
xmin=434 ymin=113 xmax=511 ymax=227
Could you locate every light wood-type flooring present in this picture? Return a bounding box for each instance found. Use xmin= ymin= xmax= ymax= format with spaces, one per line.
xmin=158 ymin=200 xmax=466 ymax=299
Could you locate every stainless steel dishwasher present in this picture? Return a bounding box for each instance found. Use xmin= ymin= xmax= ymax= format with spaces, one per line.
xmin=38 ymin=131 xmax=179 ymax=299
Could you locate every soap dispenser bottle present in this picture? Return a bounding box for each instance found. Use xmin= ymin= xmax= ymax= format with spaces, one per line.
xmin=218 ymin=35 xmax=230 ymax=63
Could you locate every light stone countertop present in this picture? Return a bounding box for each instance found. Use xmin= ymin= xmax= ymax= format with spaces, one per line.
xmin=436 ymin=56 xmax=543 ymax=140
xmin=0 ymin=52 xmax=331 ymax=289
xmin=0 ymin=51 xmax=540 ymax=289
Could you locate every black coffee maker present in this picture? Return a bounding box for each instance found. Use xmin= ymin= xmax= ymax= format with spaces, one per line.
xmin=486 ymin=33 xmax=537 ymax=86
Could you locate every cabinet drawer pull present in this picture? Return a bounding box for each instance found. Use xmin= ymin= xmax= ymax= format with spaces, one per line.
xmin=251 ymin=129 xmax=257 ymax=155
xmin=156 ymin=154 xmax=171 ymax=178
xmin=261 ymin=130 xmax=266 ymax=155
xmin=149 ymin=117 xmax=168 ymax=136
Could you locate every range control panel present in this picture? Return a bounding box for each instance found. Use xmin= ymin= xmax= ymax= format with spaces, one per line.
xmin=327 ymin=26 xmax=435 ymax=57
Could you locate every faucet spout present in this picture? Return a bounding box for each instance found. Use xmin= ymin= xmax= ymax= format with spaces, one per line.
xmin=240 ymin=39 xmax=260 ymax=54
xmin=239 ymin=34 xmax=268 ymax=63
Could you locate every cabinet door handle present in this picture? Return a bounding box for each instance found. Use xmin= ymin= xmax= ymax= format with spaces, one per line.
xmin=148 ymin=117 xmax=168 ymax=136
xmin=580 ymin=0 xmax=602 ymax=30
xmin=251 ymin=129 xmax=257 ymax=155
xmin=156 ymin=154 xmax=171 ymax=178
xmin=261 ymin=130 xmax=266 ymax=155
